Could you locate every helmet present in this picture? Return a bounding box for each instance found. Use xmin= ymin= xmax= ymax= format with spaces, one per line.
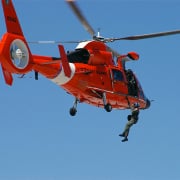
xmin=133 ymin=102 xmax=140 ymax=108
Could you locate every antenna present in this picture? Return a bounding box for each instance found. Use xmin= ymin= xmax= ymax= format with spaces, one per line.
xmin=97 ymin=28 xmax=101 ymax=37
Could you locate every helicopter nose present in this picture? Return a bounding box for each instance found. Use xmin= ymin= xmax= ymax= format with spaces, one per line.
xmin=145 ymin=98 xmax=151 ymax=109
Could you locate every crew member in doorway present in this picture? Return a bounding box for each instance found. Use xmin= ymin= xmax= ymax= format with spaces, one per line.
xmin=119 ymin=102 xmax=140 ymax=142
xmin=126 ymin=69 xmax=138 ymax=97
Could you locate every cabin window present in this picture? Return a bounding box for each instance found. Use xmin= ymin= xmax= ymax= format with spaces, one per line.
xmin=112 ymin=69 xmax=124 ymax=81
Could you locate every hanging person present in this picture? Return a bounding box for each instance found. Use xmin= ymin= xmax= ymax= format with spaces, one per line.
xmin=119 ymin=102 xmax=140 ymax=142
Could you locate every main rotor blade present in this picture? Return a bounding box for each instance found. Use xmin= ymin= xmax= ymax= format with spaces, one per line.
xmin=27 ymin=40 xmax=81 ymax=44
xmin=110 ymin=30 xmax=180 ymax=41
xmin=66 ymin=0 xmax=95 ymax=36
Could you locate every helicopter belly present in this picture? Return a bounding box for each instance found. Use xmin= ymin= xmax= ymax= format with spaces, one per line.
xmin=51 ymin=63 xmax=76 ymax=85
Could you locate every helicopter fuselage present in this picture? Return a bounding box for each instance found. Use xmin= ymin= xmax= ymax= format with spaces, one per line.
xmin=32 ymin=40 xmax=151 ymax=111
xmin=52 ymin=62 xmax=150 ymax=110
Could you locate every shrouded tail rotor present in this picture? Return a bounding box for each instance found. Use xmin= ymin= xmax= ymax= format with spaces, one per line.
xmin=10 ymin=39 xmax=30 ymax=70
xmin=0 ymin=34 xmax=33 ymax=85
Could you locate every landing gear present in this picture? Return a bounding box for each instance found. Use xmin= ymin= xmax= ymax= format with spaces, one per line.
xmin=69 ymin=98 xmax=79 ymax=116
xmin=102 ymin=92 xmax=112 ymax=112
xmin=69 ymin=107 xmax=77 ymax=116
xmin=69 ymin=93 xmax=112 ymax=115
xmin=104 ymin=103 xmax=112 ymax=112
xmin=35 ymin=71 xmax=38 ymax=80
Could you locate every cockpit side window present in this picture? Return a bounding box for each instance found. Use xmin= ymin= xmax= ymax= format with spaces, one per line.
xmin=67 ymin=48 xmax=90 ymax=64
xmin=112 ymin=69 xmax=124 ymax=81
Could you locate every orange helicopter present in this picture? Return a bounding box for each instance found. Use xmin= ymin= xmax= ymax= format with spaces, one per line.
xmin=0 ymin=0 xmax=180 ymax=116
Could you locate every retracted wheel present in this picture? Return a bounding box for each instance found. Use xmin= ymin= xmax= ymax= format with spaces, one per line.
xmin=69 ymin=107 xmax=77 ymax=116
xmin=104 ymin=103 xmax=112 ymax=112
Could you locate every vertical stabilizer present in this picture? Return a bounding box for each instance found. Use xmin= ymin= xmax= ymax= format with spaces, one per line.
xmin=58 ymin=45 xmax=71 ymax=78
xmin=2 ymin=0 xmax=23 ymax=36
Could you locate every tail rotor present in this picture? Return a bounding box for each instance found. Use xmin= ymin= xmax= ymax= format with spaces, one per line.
xmin=10 ymin=39 xmax=30 ymax=70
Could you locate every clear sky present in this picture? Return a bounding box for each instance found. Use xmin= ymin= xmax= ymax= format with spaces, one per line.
xmin=0 ymin=0 xmax=180 ymax=180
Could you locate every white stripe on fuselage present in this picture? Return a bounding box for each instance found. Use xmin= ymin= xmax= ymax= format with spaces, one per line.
xmin=51 ymin=63 xmax=75 ymax=85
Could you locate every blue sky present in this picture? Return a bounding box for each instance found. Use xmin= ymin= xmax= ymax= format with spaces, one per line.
xmin=0 ymin=0 xmax=180 ymax=180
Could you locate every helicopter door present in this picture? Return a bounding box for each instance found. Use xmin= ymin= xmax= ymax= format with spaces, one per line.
xmin=125 ymin=69 xmax=138 ymax=97
xmin=111 ymin=69 xmax=128 ymax=94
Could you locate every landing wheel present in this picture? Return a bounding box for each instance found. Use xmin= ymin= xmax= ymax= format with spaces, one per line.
xmin=102 ymin=92 xmax=112 ymax=112
xmin=69 ymin=107 xmax=77 ymax=116
xmin=104 ymin=103 xmax=112 ymax=112
xmin=69 ymin=98 xmax=79 ymax=116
